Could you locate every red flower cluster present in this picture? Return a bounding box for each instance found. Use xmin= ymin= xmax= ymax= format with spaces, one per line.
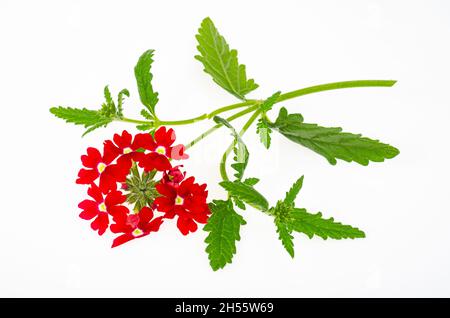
xmin=77 ymin=127 xmax=210 ymax=247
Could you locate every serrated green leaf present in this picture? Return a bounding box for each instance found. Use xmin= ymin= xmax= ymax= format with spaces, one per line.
xmin=50 ymin=106 xmax=112 ymax=136
xmin=136 ymin=124 xmax=153 ymax=131
xmin=219 ymin=180 xmax=268 ymax=211
xmin=290 ymin=208 xmax=365 ymax=240
xmin=104 ymin=85 xmax=115 ymax=113
xmin=140 ymin=109 xmax=153 ymax=120
xmin=82 ymin=118 xmax=112 ymax=136
xmin=195 ymin=17 xmax=258 ymax=100
xmin=243 ymin=177 xmax=259 ymax=186
xmin=271 ymin=107 xmax=400 ymax=165
xmin=275 ymin=219 xmax=295 ymax=258
xmin=214 ymin=116 xmax=249 ymax=181
xmin=260 ymin=91 xmax=281 ymax=112
xmin=256 ymin=118 xmax=272 ymax=149
xmin=233 ymin=197 xmax=246 ymax=210
xmin=256 ymin=92 xmax=281 ymax=149
xmin=50 ymin=107 xmax=104 ymax=127
xmin=135 ymin=49 xmax=159 ymax=116
xmin=284 ymin=176 xmax=304 ymax=206
xmin=204 ymin=200 xmax=246 ymax=271
xmin=117 ymin=88 xmax=130 ymax=117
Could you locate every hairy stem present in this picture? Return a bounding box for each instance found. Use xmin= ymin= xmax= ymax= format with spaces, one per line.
xmin=121 ymin=80 xmax=396 ymax=149
xmin=120 ymin=117 xmax=150 ymax=125
xmin=276 ymin=80 xmax=396 ymax=103
xmin=185 ymin=104 xmax=259 ymax=150
xmin=120 ymin=100 xmax=257 ymax=128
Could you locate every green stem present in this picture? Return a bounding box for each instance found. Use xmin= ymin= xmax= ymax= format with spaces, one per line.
xmin=276 ymin=80 xmax=396 ymax=103
xmin=185 ymin=104 xmax=259 ymax=150
xmin=120 ymin=117 xmax=150 ymax=125
xmin=157 ymin=100 xmax=257 ymax=126
xmin=121 ymin=80 xmax=396 ymax=149
xmin=207 ymin=100 xmax=257 ymax=118
xmin=158 ymin=113 xmax=208 ymax=126
xmin=121 ymin=100 xmax=257 ymax=128
xmin=219 ymin=109 xmax=262 ymax=181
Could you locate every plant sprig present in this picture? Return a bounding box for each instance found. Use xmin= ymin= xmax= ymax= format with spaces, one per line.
xmin=50 ymin=17 xmax=399 ymax=271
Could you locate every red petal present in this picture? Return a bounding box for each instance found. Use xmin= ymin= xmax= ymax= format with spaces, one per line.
xmin=76 ymin=169 xmax=98 ymax=185
xmin=133 ymin=133 xmax=155 ymax=150
xmin=107 ymin=157 xmax=132 ymax=182
xmin=138 ymin=206 xmax=154 ymax=224
xmin=113 ymin=130 xmax=132 ymax=149
xmin=79 ymin=208 xmax=98 ymax=220
xmin=108 ymin=206 xmax=129 ymax=221
xmin=81 ymin=147 xmax=102 ymax=168
xmin=155 ymin=182 xmax=176 ymax=198
xmin=155 ymin=127 xmax=176 ymax=148
xmin=105 ymin=190 xmax=126 ymax=207
xmin=142 ymin=216 xmax=164 ymax=233
xmin=191 ymin=210 xmax=210 ymax=224
xmin=87 ymin=184 xmax=103 ymax=203
xmin=99 ymin=171 xmax=117 ymax=194
xmin=170 ymin=144 xmax=189 ymax=160
xmin=111 ymin=234 xmax=134 ymax=248
xmin=139 ymin=153 xmax=172 ymax=172
xmin=176 ymin=216 xmax=197 ymax=235
xmin=91 ymin=212 xmax=109 ymax=235
xmin=110 ymin=221 xmax=132 ymax=233
xmin=178 ymin=177 xmax=195 ymax=197
xmin=154 ymin=196 xmax=175 ymax=213
xmin=103 ymin=140 xmax=120 ymax=164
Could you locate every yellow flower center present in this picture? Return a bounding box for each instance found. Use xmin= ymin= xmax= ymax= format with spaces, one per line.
xmin=98 ymin=202 xmax=107 ymax=212
xmin=123 ymin=147 xmax=132 ymax=154
xmin=132 ymin=228 xmax=143 ymax=237
xmin=97 ymin=162 xmax=106 ymax=173
xmin=155 ymin=146 xmax=166 ymax=155
xmin=175 ymin=195 xmax=184 ymax=205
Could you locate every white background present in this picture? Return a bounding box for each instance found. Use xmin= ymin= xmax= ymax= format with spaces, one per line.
xmin=0 ymin=0 xmax=449 ymax=297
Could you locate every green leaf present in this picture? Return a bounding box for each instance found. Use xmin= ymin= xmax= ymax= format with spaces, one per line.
xmin=134 ymin=49 xmax=159 ymax=116
xmin=243 ymin=177 xmax=259 ymax=186
xmin=256 ymin=118 xmax=272 ymax=149
xmin=117 ymin=88 xmax=130 ymax=117
xmin=214 ymin=116 xmax=249 ymax=181
xmin=271 ymin=107 xmax=400 ymax=165
xmin=284 ymin=176 xmax=304 ymax=206
xmin=136 ymin=124 xmax=153 ymax=131
xmin=50 ymin=107 xmax=104 ymax=127
xmin=256 ymin=91 xmax=281 ymax=149
xmin=104 ymin=85 xmax=115 ymax=113
xmin=50 ymin=85 xmax=130 ymax=136
xmin=195 ymin=17 xmax=258 ymax=100
xmin=140 ymin=109 xmax=153 ymax=120
xmin=290 ymin=208 xmax=365 ymax=240
xmin=275 ymin=219 xmax=295 ymax=258
xmin=81 ymin=119 xmax=112 ymax=136
xmin=219 ymin=180 xmax=269 ymax=211
xmin=260 ymin=91 xmax=281 ymax=112
xmin=233 ymin=197 xmax=246 ymax=210
xmin=50 ymin=106 xmax=113 ymax=136
xmin=204 ymin=200 xmax=246 ymax=271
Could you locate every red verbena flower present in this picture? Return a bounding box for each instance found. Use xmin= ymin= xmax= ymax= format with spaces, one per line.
xmin=78 ymin=184 xmax=129 ymax=235
xmin=154 ymin=176 xmax=210 ymax=235
xmin=138 ymin=127 xmax=188 ymax=172
xmin=75 ymin=127 xmax=207 ymax=247
xmin=161 ymin=166 xmax=186 ymax=187
xmin=103 ymin=130 xmax=154 ymax=164
xmin=76 ymin=145 xmax=131 ymax=193
xmin=110 ymin=207 xmax=164 ymax=247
